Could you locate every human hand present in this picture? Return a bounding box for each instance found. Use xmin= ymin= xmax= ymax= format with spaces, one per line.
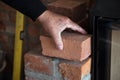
xmin=37 ymin=10 xmax=87 ymax=50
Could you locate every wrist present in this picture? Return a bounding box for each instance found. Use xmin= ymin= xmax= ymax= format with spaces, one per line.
xmin=37 ymin=10 xmax=51 ymax=23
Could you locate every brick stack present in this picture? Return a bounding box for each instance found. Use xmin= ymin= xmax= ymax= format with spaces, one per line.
xmin=24 ymin=0 xmax=92 ymax=80
xmin=24 ymin=44 xmax=91 ymax=80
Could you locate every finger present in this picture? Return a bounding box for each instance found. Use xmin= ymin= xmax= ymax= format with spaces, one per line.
xmin=68 ymin=21 xmax=87 ymax=34
xmin=52 ymin=32 xmax=63 ymax=50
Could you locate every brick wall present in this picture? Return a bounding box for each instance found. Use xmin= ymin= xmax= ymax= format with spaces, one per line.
xmin=24 ymin=46 xmax=91 ymax=80
xmin=0 ymin=0 xmax=94 ymax=80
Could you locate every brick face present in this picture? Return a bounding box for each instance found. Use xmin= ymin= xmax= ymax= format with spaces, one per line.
xmin=25 ymin=76 xmax=39 ymax=80
xmin=0 ymin=2 xmax=16 ymax=24
xmin=27 ymin=24 xmax=40 ymax=37
xmin=40 ymin=32 xmax=91 ymax=61
xmin=25 ymin=23 xmax=41 ymax=50
xmin=24 ymin=47 xmax=54 ymax=75
xmin=0 ymin=21 xmax=6 ymax=31
xmin=24 ymin=47 xmax=63 ymax=80
xmin=48 ymin=0 xmax=87 ymax=22
xmin=59 ymin=58 xmax=91 ymax=80
xmin=0 ymin=2 xmax=15 ymax=12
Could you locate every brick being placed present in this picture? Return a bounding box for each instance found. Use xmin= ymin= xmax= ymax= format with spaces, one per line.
xmin=47 ymin=0 xmax=87 ymax=22
xmin=40 ymin=32 xmax=91 ymax=61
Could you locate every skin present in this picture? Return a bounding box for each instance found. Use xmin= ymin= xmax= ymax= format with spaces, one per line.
xmin=37 ymin=10 xmax=87 ymax=50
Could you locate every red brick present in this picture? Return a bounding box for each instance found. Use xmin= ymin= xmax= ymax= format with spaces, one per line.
xmin=40 ymin=32 xmax=91 ymax=61
xmin=59 ymin=58 xmax=91 ymax=80
xmin=0 ymin=34 xmax=8 ymax=48
xmin=0 ymin=21 xmax=6 ymax=31
xmin=8 ymin=10 xmax=16 ymax=23
xmin=0 ymin=2 xmax=15 ymax=12
xmin=0 ymin=20 xmax=15 ymax=52
xmin=25 ymin=76 xmax=38 ymax=80
xmin=0 ymin=11 xmax=9 ymax=22
xmin=24 ymin=47 xmax=54 ymax=75
xmin=47 ymin=0 xmax=87 ymax=22
xmin=0 ymin=2 xmax=16 ymax=23
xmin=27 ymin=24 xmax=40 ymax=37
xmin=0 ymin=33 xmax=14 ymax=51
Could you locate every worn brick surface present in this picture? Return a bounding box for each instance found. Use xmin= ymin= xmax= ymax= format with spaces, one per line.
xmin=0 ymin=21 xmax=6 ymax=31
xmin=48 ymin=0 xmax=87 ymax=22
xmin=25 ymin=70 xmax=57 ymax=80
xmin=25 ymin=23 xmax=41 ymax=50
xmin=40 ymin=32 xmax=91 ymax=61
xmin=24 ymin=47 xmax=54 ymax=75
xmin=0 ymin=2 xmax=15 ymax=12
xmin=59 ymin=58 xmax=91 ymax=80
xmin=24 ymin=46 xmax=63 ymax=80
xmin=25 ymin=76 xmax=39 ymax=80
xmin=0 ymin=2 xmax=16 ymax=24
xmin=25 ymin=76 xmax=38 ymax=80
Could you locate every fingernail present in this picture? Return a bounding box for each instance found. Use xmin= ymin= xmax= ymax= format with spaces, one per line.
xmin=58 ymin=45 xmax=63 ymax=50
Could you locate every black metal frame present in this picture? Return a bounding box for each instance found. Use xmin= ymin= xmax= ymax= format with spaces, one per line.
xmin=92 ymin=16 xmax=120 ymax=80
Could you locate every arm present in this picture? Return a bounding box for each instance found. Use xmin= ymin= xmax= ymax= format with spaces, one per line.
xmin=1 ymin=0 xmax=87 ymax=50
xmin=1 ymin=0 xmax=47 ymax=21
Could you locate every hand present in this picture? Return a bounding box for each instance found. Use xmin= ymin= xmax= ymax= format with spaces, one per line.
xmin=37 ymin=10 xmax=87 ymax=50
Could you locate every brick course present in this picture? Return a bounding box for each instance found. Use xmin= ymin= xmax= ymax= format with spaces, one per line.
xmin=24 ymin=47 xmax=91 ymax=80
xmin=24 ymin=47 xmax=54 ymax=75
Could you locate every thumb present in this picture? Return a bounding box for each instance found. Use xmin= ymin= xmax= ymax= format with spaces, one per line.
xmin=52 ymin=32 xmax=63 ymax=50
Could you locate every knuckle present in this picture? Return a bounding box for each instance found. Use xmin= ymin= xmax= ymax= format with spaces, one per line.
xmin=65 ymin=17 xmax=71 ymax=22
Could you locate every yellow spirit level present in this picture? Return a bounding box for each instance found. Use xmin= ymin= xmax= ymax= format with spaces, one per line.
xmin=13 ymin=11 xmax=24 ymax=80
